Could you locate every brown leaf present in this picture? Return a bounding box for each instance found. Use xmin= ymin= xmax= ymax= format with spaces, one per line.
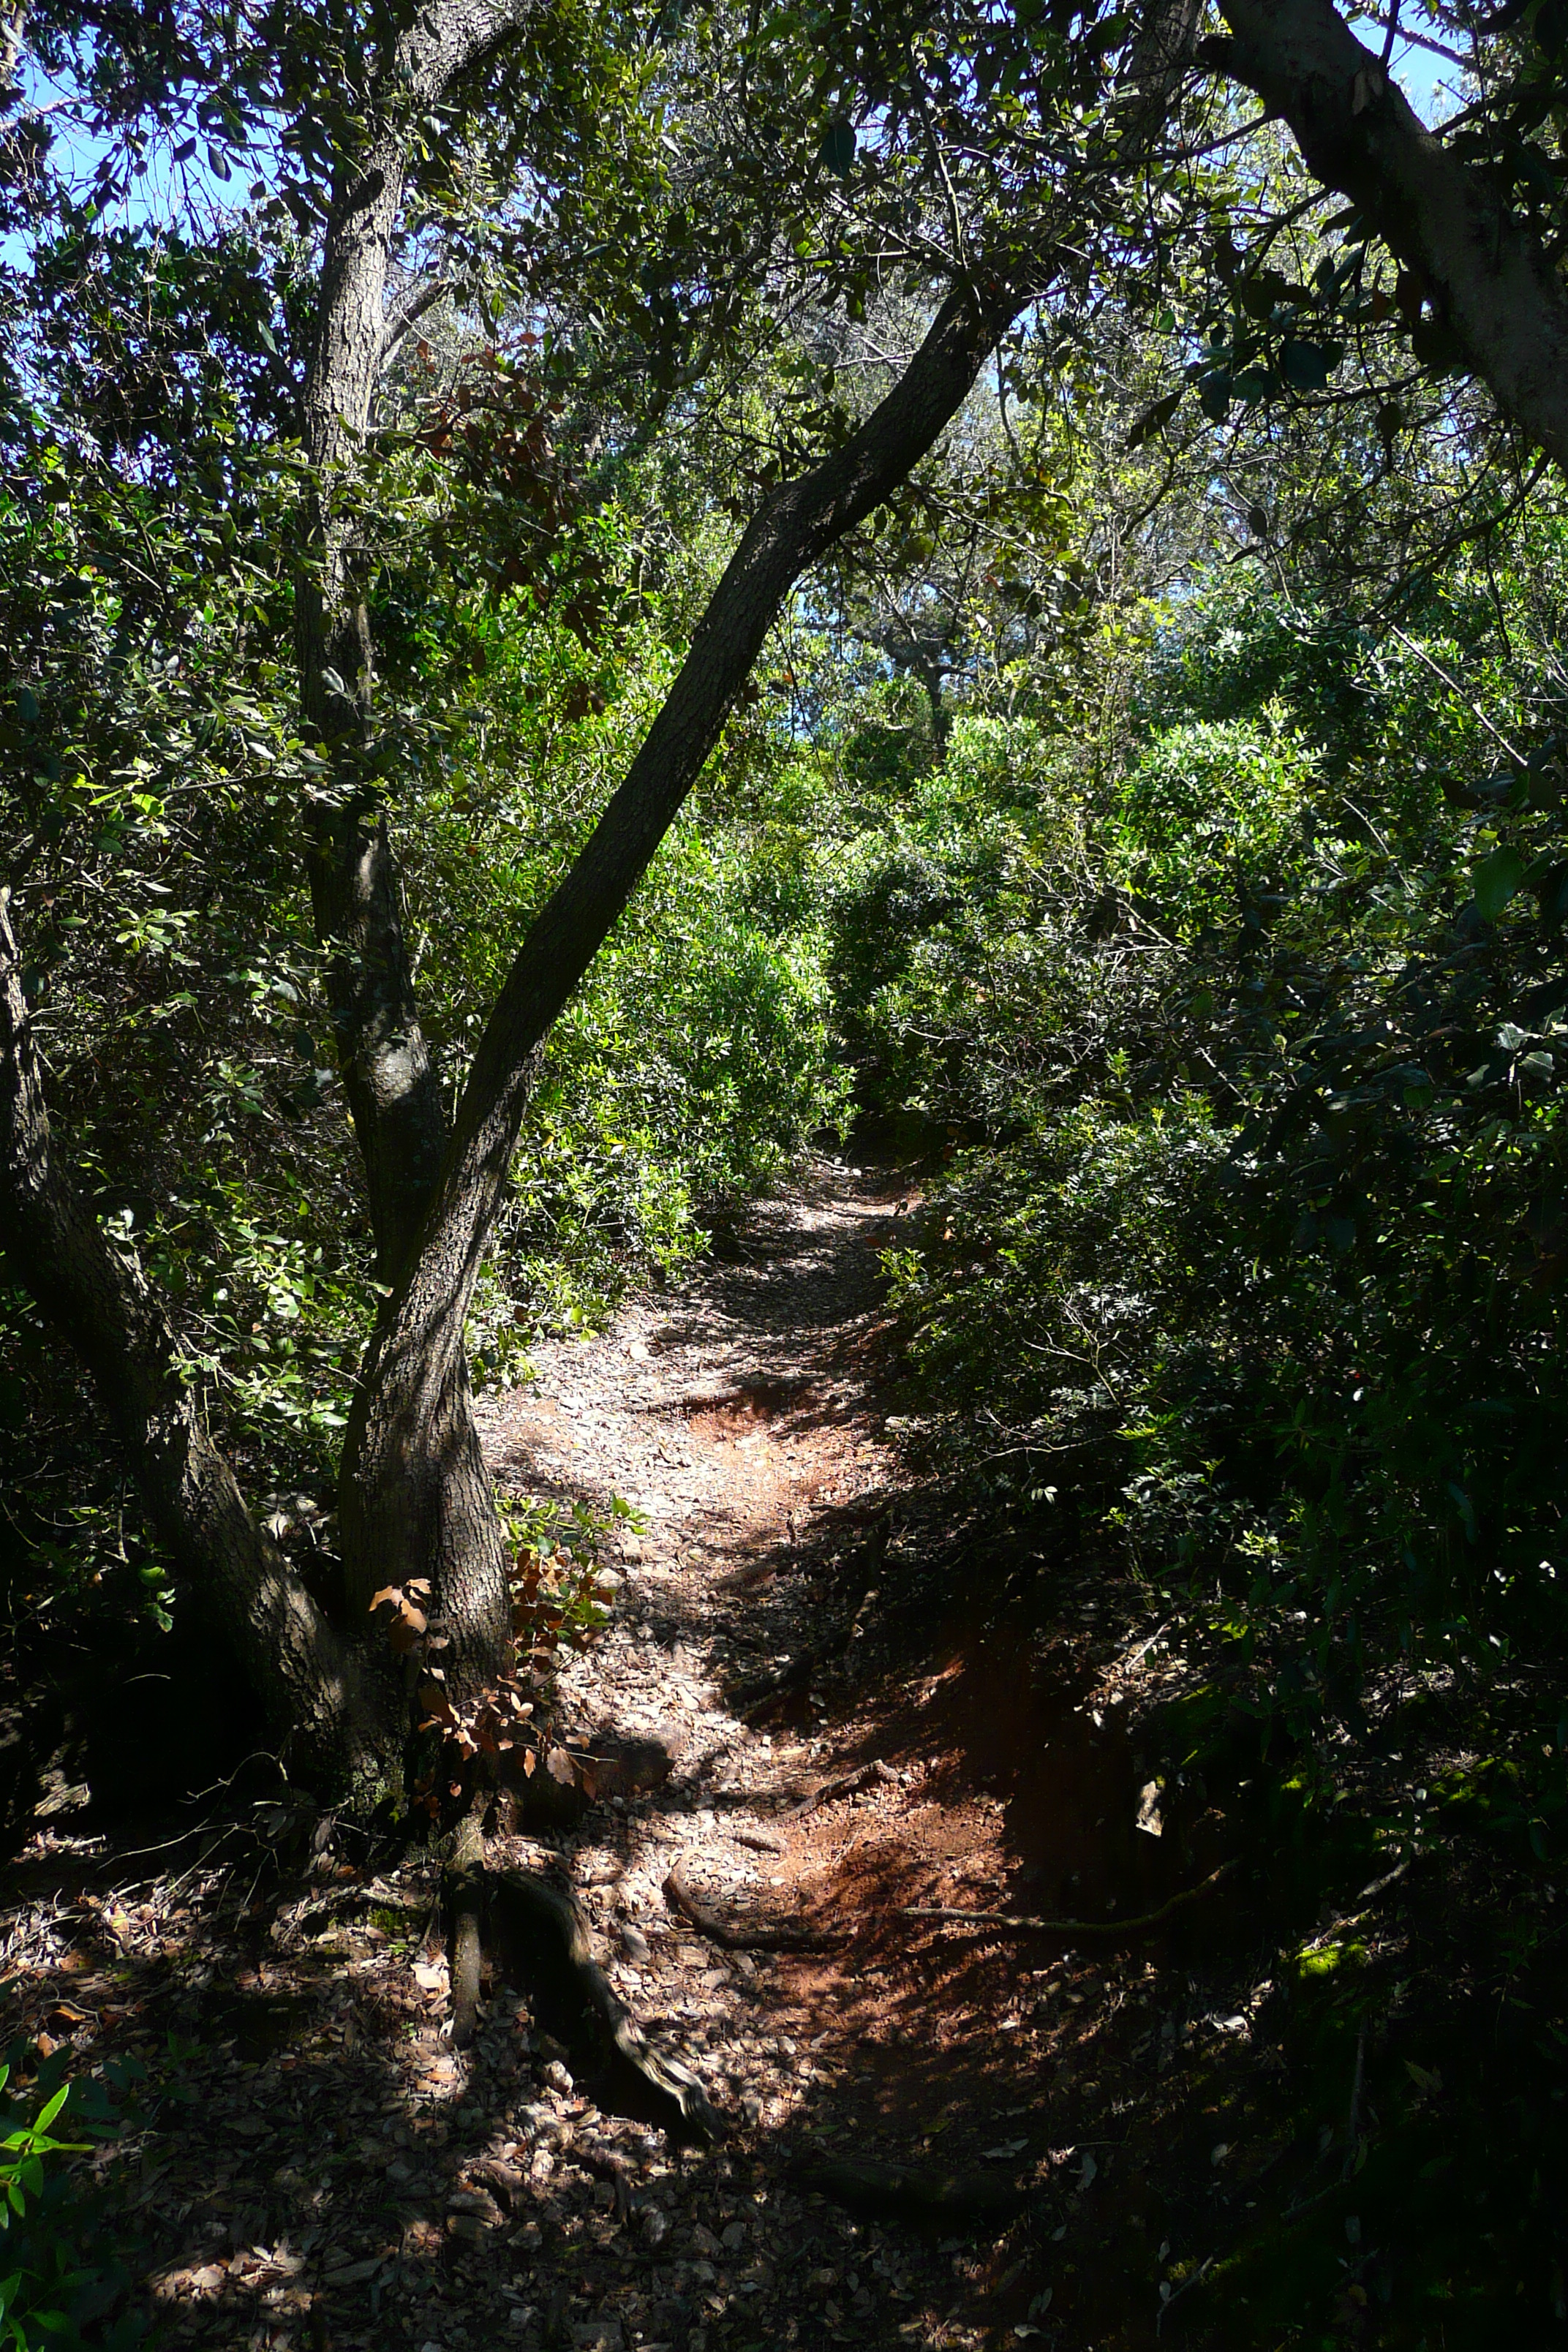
xmin=546 ymin=1747 xmax=576 ymax=1787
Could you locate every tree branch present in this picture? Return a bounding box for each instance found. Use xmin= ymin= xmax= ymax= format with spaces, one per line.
xmin=380 ymin=272 xmax=453 ymax=366
xmin=1207 ymin=0 xmax=1568 ymax=470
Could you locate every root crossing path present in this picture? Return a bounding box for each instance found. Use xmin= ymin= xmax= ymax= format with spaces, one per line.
xmin=4 ymin=1154 xmax=1248 ymax=2352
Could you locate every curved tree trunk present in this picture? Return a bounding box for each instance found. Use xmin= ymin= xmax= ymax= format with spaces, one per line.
xmin=0 ymin=892 xmax=399 ymax=1790
xmin=337 ymin=283 xmax=1022 ymax=1706
xmin=1208 ymin=0 xmax=1568 ymax=473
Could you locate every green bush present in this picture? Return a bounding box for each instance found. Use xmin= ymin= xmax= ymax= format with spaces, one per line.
xmin=881 ymin=536 xmax=1568 ymax=1784
xmin=0 ymin=2059 xmax=141 ymax=2351
xmin=1108 ymin=703 xmax=1322 ymax=937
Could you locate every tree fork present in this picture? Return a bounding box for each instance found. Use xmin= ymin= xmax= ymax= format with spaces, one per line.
xmin=338 ymin=279 xmax=1028 ymax=1698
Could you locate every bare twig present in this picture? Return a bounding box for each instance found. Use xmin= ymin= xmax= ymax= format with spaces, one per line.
xmin=1387 ymin=624 xmax=1527 ymax=763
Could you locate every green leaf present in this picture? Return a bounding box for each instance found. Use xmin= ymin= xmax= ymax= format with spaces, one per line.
xmin=34 ymin=2088 xmax=68 ymax=2133
xmin=818 ymin=118 xmax=855 ymax=176
xmin=1474 ymin=843 xmax=1526 ymax=921
xmin=1197 ymin=371 xmax=1232 ymax=422
xmin=1126 ymin=388 xmax=1182 ymax=448
xmin=1281 ymin=339 xmax=1330 ymax=393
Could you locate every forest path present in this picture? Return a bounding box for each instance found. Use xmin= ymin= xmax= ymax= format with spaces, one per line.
xmin=477 ymin=1150 xmax=914 ymax=1797
xmin=0 ymin=1157 xmax=1226 ymax=2352
xmin=454 ymin=1153 xmax=1173 ymax=2352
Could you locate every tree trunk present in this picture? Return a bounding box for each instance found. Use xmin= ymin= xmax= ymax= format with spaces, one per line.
xmin=282 ymin=0 xmax=543 ymax=1722
xmin=1208 ymin=0 xmax=1568 ymax=472
xmin=294 ymin=0 xmax=540 ymax=1284
xmin=338 ymin=282 xmax=1023 ymax=1703
xmin=0 ymin=0 xmax=543 ymax=1801
xmin=0 ymin=892 xmax=397 ymax=1790
xmin=295 ymin=115 xmax=448 ymax=1285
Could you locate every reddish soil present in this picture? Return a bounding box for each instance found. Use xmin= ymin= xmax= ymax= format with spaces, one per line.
xmin=7 ymin=1153 xmax=1512 ymax=2352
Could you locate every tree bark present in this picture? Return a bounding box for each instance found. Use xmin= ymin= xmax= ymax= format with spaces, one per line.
xmin=295 ymin=0 xmax=541 ymax=1281
xmin=1207 ymin=0 xmax=1568 ymax=472
xmin=0 ymin=892 xmax=395 ymax=1790
xmin=0 ymin=0 xmax=551 ymax=1803
xmin=337 ymin=281 xmax=1024 ymax=1697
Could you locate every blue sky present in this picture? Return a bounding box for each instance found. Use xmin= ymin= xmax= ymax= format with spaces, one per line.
xmin=1345 ymin=5 xmax=1469 ymax=124
xmin=0 ymin=4 xmax=1482 ymax=282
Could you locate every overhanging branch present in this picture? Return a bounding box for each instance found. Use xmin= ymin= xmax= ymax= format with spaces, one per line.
xmin=1207 ymin=0 xmax=1568 ymax=470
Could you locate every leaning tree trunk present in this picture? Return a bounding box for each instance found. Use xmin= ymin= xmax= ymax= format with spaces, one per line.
xmin=1208 ymin=0 xmax=1568 ymax=473
xmin=336 ymin=284 xmax=1022 ymax=1710
xmin=0 ymin=892 xmax=397 ymax=1789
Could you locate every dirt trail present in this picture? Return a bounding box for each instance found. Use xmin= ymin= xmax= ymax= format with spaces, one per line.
xmin=464 ymin=1153 xmax=1253 ymax=2352
xmin=0 ymin=1153 xmax=1254 ymax=2352
xmin=478 ymin=1150 xmax=912 ymax=1787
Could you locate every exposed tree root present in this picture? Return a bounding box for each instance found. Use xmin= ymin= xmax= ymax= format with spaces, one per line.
xmin=901 ymin=1860 xmax=1239 ymax=1941
xmin=663 ymin=1853 xmax=845 ymax=1952
xmin=480 ymin=1865 xmax=723 ymax=2139
xmin=448 ymin=1812 xmax=485 ymax=2048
